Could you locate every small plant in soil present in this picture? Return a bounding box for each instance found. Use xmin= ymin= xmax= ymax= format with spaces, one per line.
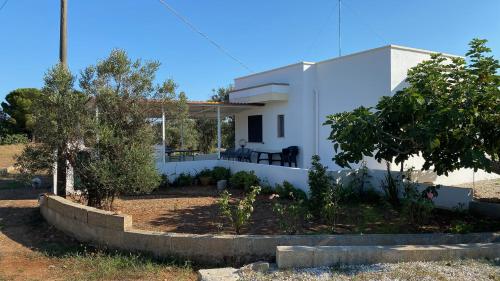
xmin=211 ymin=166 xmax=231 ymax=181
xmin=217 ymin=185 xmax=261 ymax=234
xmin=229 ymin=170 xmax=259 ymax=191
xmin=173 ymin=173 xmax=193 ymax=187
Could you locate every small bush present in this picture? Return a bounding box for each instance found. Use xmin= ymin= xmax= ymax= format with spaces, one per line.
xmin=229 ymin=170 xmax=259 ymax=191
xmin=381 ymin=162 xmax=400 ymax=208
xmin=211 ymin=166 xmax=231 ymax=181
xmin=272 ymin=199 xmax=310 ymax=234
xmin=259 ymin=180 xmax=274 ymax=195
xmin=158 ymin=174 xmax=169 ymax=189
xmin=174 ymin=172 xmax=193 ymax=187
xmin=322 ymin=184 xmax=343 ymax=232
xmin=197 ymin=168 xmax=212 ymax=178
xmin=217 ymin=186 xmax=261 ymax=234
xmin=402 ymin=182 xmax=439 ymax=225
xmin=449 ymin=220 xmax=474 ymax=234
xmin=308 ymin=155 xmax=334 ymax=217
xmin=274 ymin=181 xmax=307 ymax=201
xmin=0 ymin=133 xmax=29 ymax=145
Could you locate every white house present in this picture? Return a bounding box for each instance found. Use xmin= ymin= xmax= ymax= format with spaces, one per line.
xmin=229 ymin=44 xmax=499 ymax=186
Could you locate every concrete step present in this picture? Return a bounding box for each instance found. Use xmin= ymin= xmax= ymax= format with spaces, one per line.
xmin=276 ymin=243 xmax=500 ymax=268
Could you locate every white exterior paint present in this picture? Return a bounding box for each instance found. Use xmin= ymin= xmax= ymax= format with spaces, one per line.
xmin=230 ymin=44 xmax=499 ymax=185
xmin=156 ymin=160 xmax=472 ymax=209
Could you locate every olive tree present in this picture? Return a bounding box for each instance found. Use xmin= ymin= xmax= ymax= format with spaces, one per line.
xmin=77 ymin=50 xmax=161 ymax=208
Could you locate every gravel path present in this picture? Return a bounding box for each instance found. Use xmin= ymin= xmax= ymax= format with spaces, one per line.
xmin=238 ymin=259 xmax=500 ymax=281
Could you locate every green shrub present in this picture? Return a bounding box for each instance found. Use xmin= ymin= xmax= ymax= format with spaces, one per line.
xmin=211 ymin=166 xmax=231 ymax=181
xmin=174 ymin=172 xmax=193 ymax=187
xmin=158 ymin=174 xmax=169 ymax=189
xmin=308 ymin=155 xmax=334 ymax=217
xmin=402 ymin=182 xmax=439 ymax=225
xmin=449 ymin=220 xmax=474 ymax=234
xmin=322 ymin=184 xmax=343 ymax=233
xmin=361 ymin=187 xmax=381 ymax=203
xmin=217 ymin=186 xmax=261 ymax=234
xmin=272 ymin=199 xmax=310 ymax=234
xmin=0 ymin=133 xmax=29 ymax=145
xmin=381 ymin=162 xmax=400 ymax=208
xmin=229 ymin=170 xmax=259 ymax=191
xmin=274 ymin=181 xmax=307 ymax=201
xmin=196 ymin=168 xmax=213 ymax=178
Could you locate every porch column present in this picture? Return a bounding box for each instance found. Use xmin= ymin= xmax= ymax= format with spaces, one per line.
xmin=217 ymin=106 xmax=221 ymax=160
xmin=162 ymin=106 xmax=166 ymax=163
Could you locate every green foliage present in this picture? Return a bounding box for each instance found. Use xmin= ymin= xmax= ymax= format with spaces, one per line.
xmin=16 ymin=64 xmax=90 ymax=191
xmin=210 ymin=86 xmax=235 ymax=148
xmin=449 ymin=220 xmax=474 ymax=234
xmin=308 ymin=155 xmax=334 ymax=217
xmin=322 ymin=184 xmax=343 ymax=233
xmin=381 ymin=163 xmax=400 ymax=208
xmin=324 ymin=38 xmax=500 ymax=175
xmin=196 ymin=118 xmax=216 ymax=153
xmin=174 ymin=173 xmax=193 ymax=187
xmin=272 ymin=199 xmax=310 ymax=234
xmin=274 ymin=181 xmax=307 ymax=201
xmin=211 ymin=166 xmax=231 ymax=181
xmin=1 ymin=88 xmax=41 ymax=138
xmin=347 ymin=161 xmax=372 ymax=199
xmin=75 ymin=50 xmax=161 ymax=208
xmin=0 ymin=133 xmax=28 ymax=145
xmin=158 ymin=174 xmax=170 ymax=189
xmin=196 ymin=168 xmax=213 ymax=178
xmin=229 ymin=170 xmax=259 ymax=191
xmin=217 ymin=186 xmax=261 ymax=234
xmin=401 ymin=175 xmax=439 ymax=225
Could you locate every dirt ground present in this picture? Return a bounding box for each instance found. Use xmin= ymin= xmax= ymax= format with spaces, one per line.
xmin=458 ymin=179 xmax=500 ymax=203
xmin=106 ymin=185 xmax=500 ymax=235
xmin=0 ymin=144 xmax=24 ymax=169
xmin=0 ymin=187 xmax=196 ymax=281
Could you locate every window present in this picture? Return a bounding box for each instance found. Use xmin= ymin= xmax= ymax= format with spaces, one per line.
xmin=277 ymin=114 xmax=285 ymax=138
xmin=248 ymin=115 xmax=263 ymax=143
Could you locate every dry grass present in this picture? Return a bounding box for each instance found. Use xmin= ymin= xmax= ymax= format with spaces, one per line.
xmin=0 ymin=144 xmax=25 ymax=169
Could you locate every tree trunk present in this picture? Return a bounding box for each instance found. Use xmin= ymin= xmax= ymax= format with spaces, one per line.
xmin=491 ymin=160 xmax=500 ymax=175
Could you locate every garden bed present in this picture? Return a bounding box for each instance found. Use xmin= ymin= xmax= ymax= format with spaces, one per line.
xmin=95 ymin=185 xmax=500 ymax=235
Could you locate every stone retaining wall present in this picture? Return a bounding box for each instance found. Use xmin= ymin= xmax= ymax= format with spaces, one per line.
xmin=40 ymin=194 xmax=500 ymax=266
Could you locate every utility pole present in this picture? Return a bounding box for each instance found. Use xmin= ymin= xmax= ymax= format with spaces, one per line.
xmin=60 ymin=0 xmax=67 ymax=65
xmin=338 ymin=0 xmax=342 ymax=57
xmin=56 ymin=0 xmax=68 ymax=196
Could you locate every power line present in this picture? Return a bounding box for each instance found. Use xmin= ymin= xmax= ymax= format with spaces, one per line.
xmin=305 ymin=0 xmax=338 ymax=59
xmin=342 ymin=0 xmax=387 ymax=44
xmin=0 ymin=0 xmax=9 ymax=12
xmin=157 ymin=0 xmax=253 ymax=73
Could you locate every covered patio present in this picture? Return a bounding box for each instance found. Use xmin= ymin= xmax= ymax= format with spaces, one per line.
xmin=148 ymin=101 xmax=263 ymax=163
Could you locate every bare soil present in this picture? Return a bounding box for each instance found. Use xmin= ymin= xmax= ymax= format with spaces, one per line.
xmin=457 ymin=179 xmax=500 ymax=203
xmin=0 ymin=187 xmax=196 ymax=281
xmin=107 ymin=185 xmax=500 ymax=235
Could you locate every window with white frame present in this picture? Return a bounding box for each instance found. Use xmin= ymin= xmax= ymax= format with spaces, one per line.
xmin=277 ymin=114 xmax=285 ymax=138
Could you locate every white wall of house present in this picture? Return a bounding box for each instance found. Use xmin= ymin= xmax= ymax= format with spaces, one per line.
xmin=230 ymin=44 xmax=499 ymax=185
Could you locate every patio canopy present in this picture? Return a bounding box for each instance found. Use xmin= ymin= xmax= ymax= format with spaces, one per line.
xmin=145 ymin=100 xmax=264 ymax=119
xmin=145 ymin=100 xmax=264 ymax=162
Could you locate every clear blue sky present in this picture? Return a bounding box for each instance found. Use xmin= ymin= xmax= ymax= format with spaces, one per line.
xmin=1 ymin=0 xmax=499 ymax=102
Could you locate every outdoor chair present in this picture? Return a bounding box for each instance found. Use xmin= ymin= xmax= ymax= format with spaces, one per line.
xmin=221 ymin=148 xmax=236 ymax=160
xmin=281 ymin=146 xmax=299 ymax=167
xmin=238 ymin=148 xmax=253 ymax=162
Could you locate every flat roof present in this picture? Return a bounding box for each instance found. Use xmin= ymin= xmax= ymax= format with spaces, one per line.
xmin=234 ymin=44 xmax=461 ymax=81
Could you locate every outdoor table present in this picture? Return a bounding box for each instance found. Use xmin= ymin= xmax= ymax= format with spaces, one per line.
xmin=253 ymin=150 xmax=283 ymax=165
xmin=167 ymin=149 xmax=198 ymax=161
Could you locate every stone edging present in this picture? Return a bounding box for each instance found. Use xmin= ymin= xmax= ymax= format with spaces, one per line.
xmin=39 ymin=194 xmax=500 ymax=265
xmin=277 ymin=243 xmax=500 ymax=268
